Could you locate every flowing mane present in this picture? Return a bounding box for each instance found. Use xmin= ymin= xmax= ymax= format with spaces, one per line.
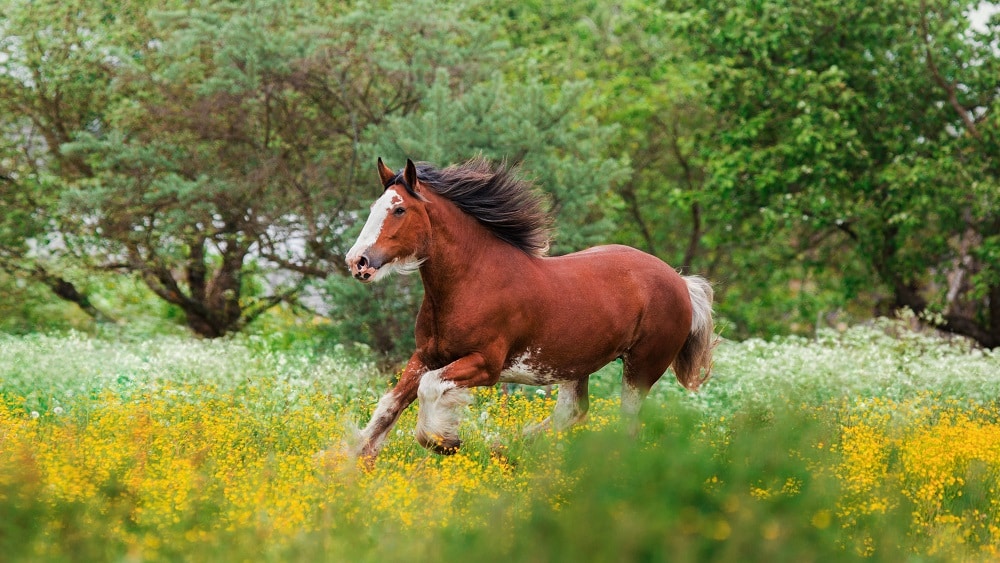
xmin=389 ymin=157 xmax=553 ymax=257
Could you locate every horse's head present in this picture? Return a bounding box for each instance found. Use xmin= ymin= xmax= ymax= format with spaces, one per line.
xmin=346 ymin=158 xmax=430 ymax=283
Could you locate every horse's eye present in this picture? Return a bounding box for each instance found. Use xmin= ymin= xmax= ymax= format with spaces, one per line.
xmin=393 ymin=207 xmax=406 ymax=217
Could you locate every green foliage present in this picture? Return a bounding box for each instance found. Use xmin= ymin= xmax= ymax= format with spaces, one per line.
xmin=494 ymin=0 xmax=712 ymax=260
xmin=0 ymin=272 xmax=89 ymax=334
xmin=448 ymin=409 xmax=887 ymax=563
xmin=318 ymin=273 xmax=423 ymax=365
xmin=676 ymin=0 xmax=1000 ymax=345
xmin=1 ymin=0 xmax=999 ymax=349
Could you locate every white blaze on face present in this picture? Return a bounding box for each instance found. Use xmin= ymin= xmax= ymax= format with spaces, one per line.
xmin=346 ymin=188 xmax=403 ymax=263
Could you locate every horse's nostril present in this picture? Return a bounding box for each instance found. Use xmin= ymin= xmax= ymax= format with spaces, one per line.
xmin=357 ymin=256 xmax=369 ymax=270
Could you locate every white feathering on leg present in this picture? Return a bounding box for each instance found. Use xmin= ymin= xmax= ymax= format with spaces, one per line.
xmin=416 ymin=368 xmax=473 ymax=447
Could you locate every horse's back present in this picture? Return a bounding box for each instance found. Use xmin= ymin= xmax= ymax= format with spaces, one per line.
xmin=546 ymin=244 xmax=688 ymax=304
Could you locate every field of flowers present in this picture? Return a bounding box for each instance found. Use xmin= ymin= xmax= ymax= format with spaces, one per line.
xmin=2 ymin=320 xmax=1000 ymax=561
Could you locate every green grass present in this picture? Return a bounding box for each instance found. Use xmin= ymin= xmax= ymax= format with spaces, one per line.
xmin=1 ymin=321 xmax=999 ymax=562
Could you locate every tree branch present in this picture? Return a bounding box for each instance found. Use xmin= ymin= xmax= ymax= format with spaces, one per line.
xmin=238 ymin=286 xmax=301 ymax=330
xmin=32 ymin=265 xmax=114 ymax=323
xmin=835 ymin=220 xmax=859 ymax=241
xmin=617 ymin=181 xmax=657 ymax=256
xmin=669 ymin=116 xmax=702 ymax=270
xmin=260 ymin=252 xmax=333 ymax=278
xmin=920 ymin=2 xmax=983 ymax=141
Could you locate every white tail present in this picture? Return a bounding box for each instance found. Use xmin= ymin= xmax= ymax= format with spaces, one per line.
xmin=673 ymin=275 xmax=716 ymax=391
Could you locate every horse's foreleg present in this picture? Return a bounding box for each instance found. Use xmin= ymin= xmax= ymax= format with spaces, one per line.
xmin=415 ymin=353 xmax=496 ymax=455
xmin=353 ymin=356 xmax=424 ymax=465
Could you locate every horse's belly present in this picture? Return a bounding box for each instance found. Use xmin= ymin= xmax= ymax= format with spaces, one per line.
xmin=498 ymin=350 xmax=567 ymax=385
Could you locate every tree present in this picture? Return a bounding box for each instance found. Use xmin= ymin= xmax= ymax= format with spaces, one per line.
xmin=59 ymin=1 xmax=355 ymax=337
xmin=490 ymin=0 xmax=711 ymax=264
xmin=0 ymin=1 xmax=147 ymax=323
xmin=1 ymin=0 xmax=509 ymax=338
xmin=676 ymin=0 xmax=1000 ymax=346
xmin=487 ymin=0 xmax=849 ymax=339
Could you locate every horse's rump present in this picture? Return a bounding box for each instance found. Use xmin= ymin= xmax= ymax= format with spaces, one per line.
xmin=493 ymin=244 xmax=695 ymax=385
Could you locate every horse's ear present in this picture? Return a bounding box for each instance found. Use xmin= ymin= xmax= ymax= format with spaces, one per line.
xmin=404 ymin=158 xmax=419 ymax=192
xmin=377 ymin=157 xmax=395 ymax=188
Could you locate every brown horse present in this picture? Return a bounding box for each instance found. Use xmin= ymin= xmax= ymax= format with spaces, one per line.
xmin=345 ymin=157 xmax=715 ymax=462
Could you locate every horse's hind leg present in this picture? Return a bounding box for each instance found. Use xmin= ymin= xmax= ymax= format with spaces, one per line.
xmin=524 ymin=378 xmax=590 ymax=435
xmin=621 ymin=346 xmax=675 ymax=434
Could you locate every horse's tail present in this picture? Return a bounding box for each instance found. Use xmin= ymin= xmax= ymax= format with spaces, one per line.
xmin=673 ymin=275 xmax=717 ymax=391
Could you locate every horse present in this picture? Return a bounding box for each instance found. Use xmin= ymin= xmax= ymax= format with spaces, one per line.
xmin=345 ymin=157 xmax=715 ymax=463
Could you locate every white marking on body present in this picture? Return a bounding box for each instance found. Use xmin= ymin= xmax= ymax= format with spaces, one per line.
xmin=416 ymin=368 xmax=473 ymax=447
xmin=346 ymin=188 xmax=403 ymax=262
xmin=499 ymin=349 xmax=563 ymax=385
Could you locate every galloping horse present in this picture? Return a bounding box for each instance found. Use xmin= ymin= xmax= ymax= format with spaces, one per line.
xmin=346 ymin=157 xmax=715 ymax=462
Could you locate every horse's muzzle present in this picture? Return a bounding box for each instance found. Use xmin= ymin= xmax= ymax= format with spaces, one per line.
xmin=348 ymin=253 xmax=380 ymax=283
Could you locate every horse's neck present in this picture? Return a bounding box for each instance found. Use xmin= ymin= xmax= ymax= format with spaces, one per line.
xmin=419 ymin=195 xmax=528 ymax=300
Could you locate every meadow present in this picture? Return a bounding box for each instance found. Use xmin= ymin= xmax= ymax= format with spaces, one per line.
xmin=2 ymin=318 xmax=1000 ymax=562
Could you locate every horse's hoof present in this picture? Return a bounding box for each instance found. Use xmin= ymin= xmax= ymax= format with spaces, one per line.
xmin=431 ymin=439 xmax=462 ymax=455
xmin=416 ymin=430 xmax=462 ymax=455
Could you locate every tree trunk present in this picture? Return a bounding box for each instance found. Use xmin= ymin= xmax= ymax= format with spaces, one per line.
xmin=988 ymin=285 xmax=1000 ymax=348
xmin=875 ymin=228 xmax=998 ymax=348
xmin=889 ymin=277 xmax=999 ymax=349
xmin=184 ymin=312 xmax=228 ymax=339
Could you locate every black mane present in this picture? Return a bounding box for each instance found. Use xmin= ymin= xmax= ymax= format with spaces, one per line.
xmin=389 ymin=157 xmax=553 ymax=257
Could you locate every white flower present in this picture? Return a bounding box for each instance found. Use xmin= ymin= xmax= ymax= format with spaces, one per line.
xmin=30 ymin=411 xmax=39 ymax=419
xmin=52 ymin=406 xmax=64 ymax=415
